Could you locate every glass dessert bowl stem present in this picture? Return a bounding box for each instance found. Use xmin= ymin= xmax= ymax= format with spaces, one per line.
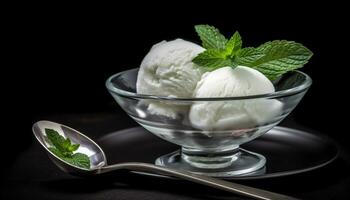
xmin=182 ymin=146 xmax=240 ymax=169
xmin=155 ymin=145 xmax=266 ymax=177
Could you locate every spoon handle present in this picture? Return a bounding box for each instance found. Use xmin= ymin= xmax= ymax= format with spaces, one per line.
xmin=101 ymin=162 xmax=298 ymax=200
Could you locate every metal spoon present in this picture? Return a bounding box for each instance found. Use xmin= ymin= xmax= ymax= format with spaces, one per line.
xmin=32 ymin=120 xmax=298 ymax=200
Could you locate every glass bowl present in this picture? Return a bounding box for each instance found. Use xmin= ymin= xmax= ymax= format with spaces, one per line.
xmin=106 ymin=68 xmax=312 ymax=177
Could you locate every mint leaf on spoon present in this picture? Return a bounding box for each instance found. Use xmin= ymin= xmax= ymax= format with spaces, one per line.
xmin=62 ymin=153 xmax=90 ymax=169
xmin=45 ymin=128 xmax=90 ymax=169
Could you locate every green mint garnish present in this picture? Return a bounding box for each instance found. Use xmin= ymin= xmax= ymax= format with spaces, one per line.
xmin=45 ymin=128 xmax=90 ymax=169
xmin=192 ymin=49 xmax=233 ymax=70
xmin=193 ymin=25 xmax=313 ymax=80
xmin=194 ymin=25 xmax=227 ymax=49
xmin=240 ymin=40 xmax=314 ymax=80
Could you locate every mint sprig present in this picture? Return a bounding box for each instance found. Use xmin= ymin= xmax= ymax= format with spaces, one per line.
xmin=45 ymin=128 xmax=90 ymax=169
xmin=193 ymin=29 xmax=243 ymax=70
xmin=193 ymin=25 xmax=313 ymax=80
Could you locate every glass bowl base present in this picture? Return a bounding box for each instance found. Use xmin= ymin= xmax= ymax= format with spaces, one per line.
xmin=155 ymin=148 xmax=266 ymax=178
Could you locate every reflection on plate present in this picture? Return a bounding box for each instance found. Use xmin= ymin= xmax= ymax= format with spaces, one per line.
xmin=98 ymin=126 xmax=338 ymax=180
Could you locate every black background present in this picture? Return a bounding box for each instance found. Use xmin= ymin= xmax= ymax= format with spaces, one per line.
xmin=4 ymin=1 xmax=350 ymax=199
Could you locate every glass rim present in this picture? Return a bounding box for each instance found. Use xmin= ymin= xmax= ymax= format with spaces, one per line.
xmin=106 ymin=68 xmax=312 ymax=101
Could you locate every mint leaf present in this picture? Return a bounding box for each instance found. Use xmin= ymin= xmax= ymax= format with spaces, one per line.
xmin=225 ymin=31 xmax=242 ymax=55
xmin=46 ymin=128 xmax=71 ymax=155
xmin=193 ymin=49 xmax=233 ymax=70
xmin=63 ymin=153 xmax=90 ymax=169
xmin=195 ymin=25 xmax=227 ymax=49
xmin=48 ymin=147 xmax=64 ymax=157
xmin=236 ymin=47 xmax=264 ymax=64
xmin=68 ymin=143 xmax=80 ymax=152
xmin=45 ymin=129 xmax=90 ymax=169
xmin=242 ymin=40 xmax=313 ymax=80
xmin=193 ymin=26 xmax=242 ymax=70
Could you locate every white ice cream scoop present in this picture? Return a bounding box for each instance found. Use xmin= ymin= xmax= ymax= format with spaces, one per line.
xmin=137 ymin=39 xmax=205 ymax=118
xmin=194 ymin=66 xmax=275 ymax=97
xmin=137 ymin=39 xmax=205 ymax=97
xmin=189 ymin=66 xmax=283 ymax=131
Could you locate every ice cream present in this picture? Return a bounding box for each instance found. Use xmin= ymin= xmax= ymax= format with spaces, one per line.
xmin=136 ymin=39 xmax=205 ymax=118
xmin=136 ymin=39 xmax=283 ymax=125
xmin=189 ymin=66 xmax=283 ymax=130
xmin=194 ymin=66 xmax=275 ymax=97
xmin=137 ymin=39 xmax=205 ymax=97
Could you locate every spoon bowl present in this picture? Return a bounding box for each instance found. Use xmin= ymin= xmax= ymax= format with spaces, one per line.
xmin=32 ymin=120 xmax=107 ymax=175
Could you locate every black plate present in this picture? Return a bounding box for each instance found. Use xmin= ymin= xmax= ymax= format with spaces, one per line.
xmin=98 ymin=126 xmax=338 ymax=180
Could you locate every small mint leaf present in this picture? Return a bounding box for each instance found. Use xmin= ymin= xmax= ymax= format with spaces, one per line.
xmin=48 ymin=147 xmax=64 ymax=157
xmin=46 ymin=129 xmax=68 ymax=153
xmin=193 ymin=49 xmax=233 ymax=70
xmin=225 ymin=31 xmax=242 ymax=55
xmin=63 ymin=153 xmax=90 ymax=169
xmin=62 ymin=138 xmax=71 ymax=149
xmin=68 ymin=143 xmax=80 ymax=152
xmin=195 ymin=25 xmax=227 ymax=49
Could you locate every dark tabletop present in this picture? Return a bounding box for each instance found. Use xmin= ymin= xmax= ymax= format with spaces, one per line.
xmin=2 ymin=112 xmax=350 ymax=200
